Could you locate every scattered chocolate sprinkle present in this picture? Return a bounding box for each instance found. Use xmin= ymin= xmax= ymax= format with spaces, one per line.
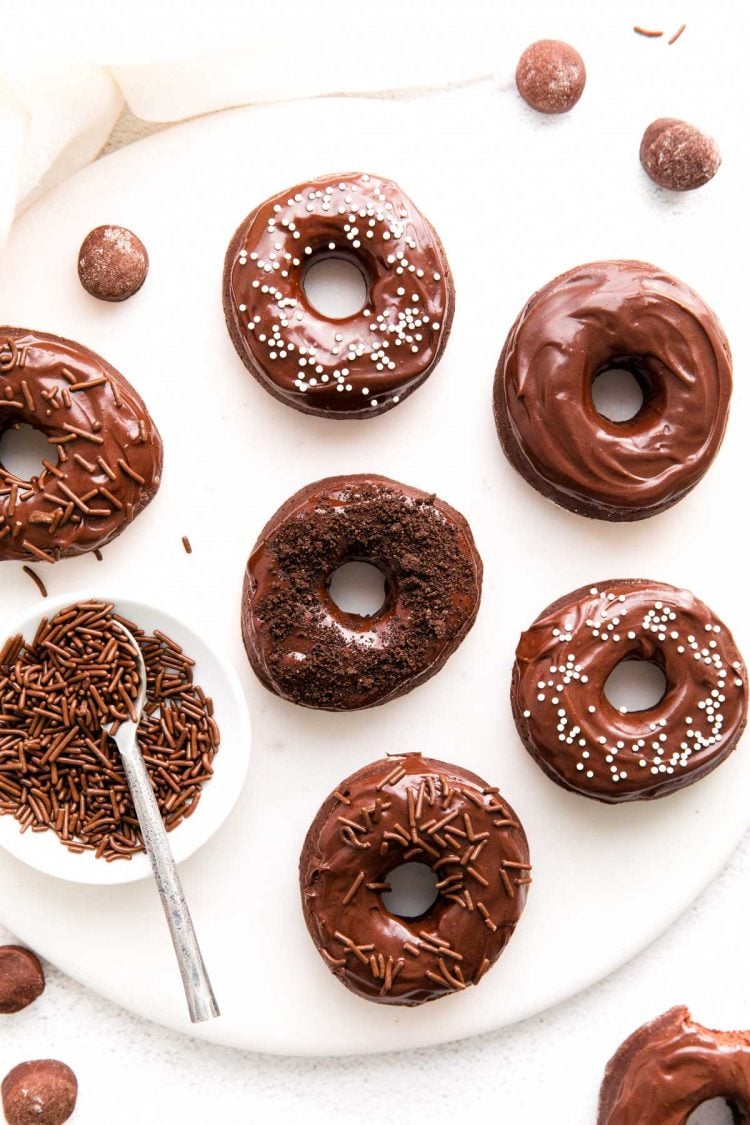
xmin=640 ymin=117 xmax=720 ymax=191
xmin=633 ymin=25 xmax=663 ymax=37
xmin=77 ymin=225 xmax=149 ymax=303
xmin=21 ymin=566 xmax=47 ymax=599
xmin=181 ymin=535 xmax=192 ymax=555
xmin=668 ymin=23 xmax=686 ymax=44
xmin=0 ymin=945 xmax=45 ymax=1013
xmin=1 ymin=1060 xmax=77 ymax=1125
xmin=93 ymin=549 xmax=103 ymax=562
xmin=515 ymin=39 xmax=586 ymax=114
xmin=0 ymin=600 xmax=219 ymax=860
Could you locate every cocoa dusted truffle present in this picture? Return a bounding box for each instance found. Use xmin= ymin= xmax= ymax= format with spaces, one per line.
xmin=0 ymin=946 xmax=45 ymax=1014
xmin=1 ymin=1060 xmax=77 ymax=1125
xmin=640 ymin=118 xmax=721 ymax=190
xmin=515 ymin=39 xmax=586 ymax=114
xmin=77 ymin=224 xmax=149 ymax=301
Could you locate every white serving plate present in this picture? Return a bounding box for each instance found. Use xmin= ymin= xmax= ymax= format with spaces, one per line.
xmin=0 ymin=77 xmax=747 ymax=1055
xmin=0 ymin=593 xmax=251 ymax=885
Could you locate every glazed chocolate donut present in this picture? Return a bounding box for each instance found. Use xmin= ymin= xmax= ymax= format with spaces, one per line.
xmin=512 ymin=580 xmax=747 ymax=803
xmin=300 ymin=754 xmax=531 ymax=1005
xmin=222 ymin=172 xmax=454 ymax=418
xmin=241 ymin=474 xmax=482 ymax=710
xmin=599 ymin=1007 xmax=750 ymax=1124
xmin=0 ymin=328 xmax=162 ymax=563
xmin=494 ymin=261 xmax=732 ymax=521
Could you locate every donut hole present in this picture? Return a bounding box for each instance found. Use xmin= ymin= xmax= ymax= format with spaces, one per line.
xmin=604 ymin=658 xmax=668 ymax=712
xmin=327 ymin=561 xmax=389 ymax=618
xmin=303 ymin=252 xmax=369 ymax=319
xmin=0 ymin=423 xmax=58 ymax=483
xmin=591 ymin=365 xmax=646 ymax=422
xmin=381 ymin=862 xmax=439 ymax=919
xmin=686 ymin=1099 xmax=736 ymax=1124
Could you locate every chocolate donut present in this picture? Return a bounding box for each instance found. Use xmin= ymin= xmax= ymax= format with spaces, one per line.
xmin=494 ymin=261 xmax=732 ymax=521
xmin=300 ymin=754 xmax=531 ymax=1005
xmin=242 ymin=475 xmax=482 ymax=710
xmin=511 ymin=579 xmax=747 ymax=803
xmin=0 ymin=328 xmax=162 ymax=563
xmin=222 ymin=172 xmax=454 ymax=418
xmin=599 ymin=1007 xmax=750 ymax=1124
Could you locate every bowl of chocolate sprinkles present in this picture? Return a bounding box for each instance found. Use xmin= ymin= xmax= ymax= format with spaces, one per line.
xmin=0 ymin=594 xmax=251 ymax=883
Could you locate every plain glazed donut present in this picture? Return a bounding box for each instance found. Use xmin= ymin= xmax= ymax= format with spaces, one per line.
xmin=241 ymin=474 xmax=482 ymax=710
xmin=511 ymin=579 xmax=747 ymax=803
xmin=0 ymin=328 xmax=162 ymax=563
xmin=599 ymin=1007 xmax=750 ymax=1124
xmin=494 ymin=260 xmax=732 ymax=521
xmin=222 ymin=172 xmax=454 ymax=418
xmin=300 ymin=754 xmax=531 ymax=1005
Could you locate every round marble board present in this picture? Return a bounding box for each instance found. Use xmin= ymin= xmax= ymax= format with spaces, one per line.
xmin=0 ymin=84 xmax=747 ymax=1055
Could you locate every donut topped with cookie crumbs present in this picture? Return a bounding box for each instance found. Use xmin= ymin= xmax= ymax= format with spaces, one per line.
xmin=222 ymin=172 xmax=454 ymax=419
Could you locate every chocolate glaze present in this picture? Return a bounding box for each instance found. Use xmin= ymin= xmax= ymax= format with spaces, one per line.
xmin=242 ymin=474 xmax=482 ymax=711
xmin=300 ymin=754 xmax=531 ymax=1005
xmin=494 ymin=261 xmax=732 ymax=521
xmin=599 ymin=1007 xmax=750 ymax=1124
xmin=512 ymin=579 xmax=747 ymax=803
xmin=0 ymin=328 xmax=163 ymax=563
xmin=223 ymin=172 xmax=454 ymax=419
xmin=0 ymin=946 xmax=45 ymax=1014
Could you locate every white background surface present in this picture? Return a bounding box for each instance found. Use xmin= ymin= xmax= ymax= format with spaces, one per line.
xmin=1 ymin=1 xmax=749 ymax=1121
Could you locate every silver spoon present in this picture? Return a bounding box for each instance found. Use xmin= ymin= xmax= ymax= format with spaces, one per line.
xmin=106 ymin=620 xmax=220 ymax=1023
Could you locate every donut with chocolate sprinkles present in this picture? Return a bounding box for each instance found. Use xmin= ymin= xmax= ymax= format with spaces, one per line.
xmin=0 ymin=328 xmax=162 ymax=562
xmin=222 ymin=172 xmax=454 ymax=418
xmin=300 ymin=754 xmax=531 ymax=1005
xmin=241 ymin=475 xmax=482 ymax=710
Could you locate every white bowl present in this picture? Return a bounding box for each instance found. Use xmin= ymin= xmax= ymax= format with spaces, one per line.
xmin=0 ymin=592 xmax=251 ymax=884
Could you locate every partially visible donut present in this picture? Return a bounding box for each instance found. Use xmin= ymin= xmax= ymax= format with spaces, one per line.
xmin=598 ymin=1006 xmax=750 ymax=1124
xmin=494 ymin=261 xmax=732 ymax=521
xmin=222 ymin=172 xmax=454 ymax=418
xmin=241 ymin=474 xmax=482 ymax=710
xmin=300 ymin=754 xmax=531 ymax=1005
xmin=0 ymin=328 xmax=163 ymax=563
xmin=511 ymin=579 xmax=747 ymax=803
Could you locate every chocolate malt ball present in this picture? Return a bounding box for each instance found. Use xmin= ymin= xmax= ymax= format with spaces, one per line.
xmin=1 ymin=1060 xmax=77 ymax=1125
xmin=640 ymin=118 xmax=721 ymax=190
xmin=78 ymin=225 xmax=149 ymax=301
xmin=515 ymin=39 xmax=586 ymax=114
xmin=0 ymin=946 xmax=45 ymax=1014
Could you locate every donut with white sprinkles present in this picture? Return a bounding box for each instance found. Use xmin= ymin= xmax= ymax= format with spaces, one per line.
xmin=511 ymin=579 xmax=747 ymax=803
xmin=222 ymin=172 xmax=454 ymax=418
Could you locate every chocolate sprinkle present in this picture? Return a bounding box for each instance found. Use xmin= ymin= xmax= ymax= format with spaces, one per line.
xmin=21 ymin=566 xmax=47 ymax=599
xmin=0 ymin=600 xmax=219 ymax=860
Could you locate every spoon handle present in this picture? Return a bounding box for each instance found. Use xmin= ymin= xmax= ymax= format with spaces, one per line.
xmin=115 ymin=728 xmax=220 ymax=1023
